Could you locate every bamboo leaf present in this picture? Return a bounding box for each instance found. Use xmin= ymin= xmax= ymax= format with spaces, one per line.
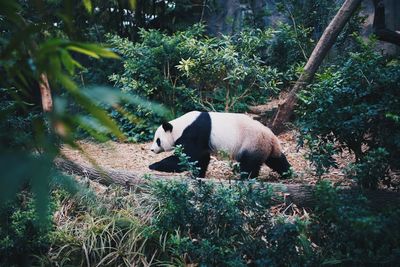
xmin=58 ymin=75 xmax=125 ymax=140
xmin=66 ymin=45 xmax=100 ymax=58
xmin=77 ymin=43 xmax=120 ymax=59
xmin=128 ymin=0 xmax=137 ymax=10
xmin=82 ymin=86 xmax=171 ymax=118
xmin=60 ymin=49 xmax=83 ymax=75
xmin=82 ymin=0 xmax=93 ymax=13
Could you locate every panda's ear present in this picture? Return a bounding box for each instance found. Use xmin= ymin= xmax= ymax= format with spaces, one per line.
xmin=162 ymin=122 xmax=173 ymax=132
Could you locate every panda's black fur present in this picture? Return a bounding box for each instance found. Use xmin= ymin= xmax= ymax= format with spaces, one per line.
xmin=150 ymin=112 xmax=212 ymax=177
xmin=149 ymin=112 xmax=290 ymax=178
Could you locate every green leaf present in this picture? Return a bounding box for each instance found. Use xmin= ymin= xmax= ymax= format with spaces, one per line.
xmin=82 ymin=0 xmax=92 ymax=13
xmin=58 ymin=75 xmax=125 ymax=140
xmin=66 ymin=45 xmax=100 ymax=59
xmin=0 ymin=153 xmax=31 ymax=203
xmin=66 ymin=43 xmax=120 ymax=59
xmin=60 ymin=49 xmax=83 ymax=75
xmin=39 ymin=38 xmax=68 ymax=52
xmin=128 ymin=0 xmax=137 ymax=10
xmin=82 ymin=86 xmax=171 ymax=118
xmin=75 ymin=115 xmax=110 ymax=142
xmin=77 ymin=43 xmax=120 ymax=59
xmin=31 ymin=156 xmax=52 ymax=223
xmin=0 ymin=0 xmax=22 ymax=24
xmin=0 ymin=153 xmax=52 ymax=221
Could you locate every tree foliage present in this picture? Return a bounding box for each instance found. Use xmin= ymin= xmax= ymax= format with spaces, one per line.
xmin=1 ymin=0 xmax=400 ymax=265
xmin=27 ymin=179 xmax=400 ymax=266
xmin=0 ymin=0 xmax=168 ymax=241
xmin=298 ymin=37 xmax=400 ymax=188
xmin=107 ymin=24 xmax=315 ymax=140
xmin=108 ymin=25 xmax=286 ymax=113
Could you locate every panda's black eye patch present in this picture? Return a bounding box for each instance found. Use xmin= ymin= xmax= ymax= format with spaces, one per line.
xmin=156 ymin=138 xmax=161 ymax=146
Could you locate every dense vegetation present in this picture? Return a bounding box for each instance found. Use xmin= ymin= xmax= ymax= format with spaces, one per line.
xmin=2 ymin=180 xmax=399 ymax=266
xmin=1 ymin=0 xmax=399 ymax=266
xmin=298 ymin=38 xmax=400 ymax=188
xmin=107 ymin=24 xmax=311 ymax=141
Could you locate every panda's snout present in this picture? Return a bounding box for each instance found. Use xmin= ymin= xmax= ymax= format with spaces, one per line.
xmin=150 ymin=146 xmax=159 ymax=154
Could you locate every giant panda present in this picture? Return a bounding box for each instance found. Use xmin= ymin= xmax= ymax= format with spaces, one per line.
xmin=149 ymin=111 xmax=290 ymax=178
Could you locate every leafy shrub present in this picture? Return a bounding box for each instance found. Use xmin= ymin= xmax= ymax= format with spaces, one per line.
xmin=276 ymin=0 xmax=364 ymax=54
xmin=277 ymin=0 xmax=337 ymax=40
xmin=109 ymin=104 xmax=163 ymax=142
xmin=263 ymin=22 xmax=313 ymax=75
xmin=311 ymin=181 xmax=400 ymax=266
xmin=346 ymin=148 xmax=390 ymax=190
xmin=27 ymin=178 xmax=400 ymax=267
xmin=298 ymin=38 xmax=400 ymax=188
xmin=0 ymin=93 xmax=42 ymax=149
xmin=299 ymin=135 xmax=338 ymax=178
xmin=0 ymin=192 xmax=54 ymax=266
xmin=145 ymin=180 xmax=314 ymax=266
xmin=109 ymin=25 xmax=285 ymax=111
xmin=174 ymin=144 xmax=201 ymax=178
xmin=107 ymin=24 xmax=318 ymax=140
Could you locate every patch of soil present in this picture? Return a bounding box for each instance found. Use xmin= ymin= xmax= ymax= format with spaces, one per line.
xmin=61 ymin=130 xmax=355 ymax=186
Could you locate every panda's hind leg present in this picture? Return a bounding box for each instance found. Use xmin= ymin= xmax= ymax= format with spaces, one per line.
xmin=237 ymin=150 xmax=263 ymax=179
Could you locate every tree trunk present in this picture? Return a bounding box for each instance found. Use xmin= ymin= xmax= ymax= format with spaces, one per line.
xmin=270 ymin=0 xmax=363 ymax=134
xmin=249 ymin=0 xmax=268 ymax=28
xmin=373 ymin=0 xmax=400 ymax=46
xmin=55 ymin=158 xmax=400 ymax=209
xmin=203 ymin=0 xmax=241 ymax=36
xmin=39 ymin=73 xmax=53 ymax=112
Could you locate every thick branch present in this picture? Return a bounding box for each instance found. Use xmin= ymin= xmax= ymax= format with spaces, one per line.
xmin=373 ymin=0 xmax=400 ymax=46
xmin=270 ymin=0 xmax=363 ymax=134
xmin=55 ymin=158 xmax=400 ymax=209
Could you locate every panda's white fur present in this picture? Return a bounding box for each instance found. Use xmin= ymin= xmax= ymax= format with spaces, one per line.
xmin=150 ymin=111 xmax=200 ymax=153
xmin=149 ymin=111 xmax=290 ymax=178
xmin=208 ymin=112 xmax=282 ymax=160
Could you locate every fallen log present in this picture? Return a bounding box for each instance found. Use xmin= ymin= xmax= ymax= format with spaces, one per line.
xmin=55 ymin=158 xmax=400 ymax=209
xmin=248 ymin=104 xmax=277 ymax=115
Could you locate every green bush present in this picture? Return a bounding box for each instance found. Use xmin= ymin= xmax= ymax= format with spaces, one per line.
xmin=298 ymin=38 xmax=400 ymax=188
xmin=108 ymin=104 xmax=163 ymax=142
xmin=263 ymin=22 xmax=313 ymax=75
xmin=27 ymin=179 xmax=400 ymax=267
xmin=145 ymin=180 xmax=314 ymax=266
xmin=109 ymin=25 xmax=285 ymax=111
xmin=0 ymin=192 xmax=54 ymax=266
xmin=276 ymin=0 xmax=364 ymax=53
xmin=277 ymin=0 xmax=337 ymax=40
xmin=311 ymin=181 xmax=400 ymax=266
xmin=106 ymin=25 xmax=307 ymax=140
xmin=346 ymin=148 xmax=390 ymax=190
xmin=35 ymin=185 xmax=155 ymax=266
xmin=0 ymin=92 xmax=42 ymax=149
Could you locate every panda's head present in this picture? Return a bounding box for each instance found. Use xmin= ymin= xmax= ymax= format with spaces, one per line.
xmin=150 ymin=122 xmax=174 ymax=154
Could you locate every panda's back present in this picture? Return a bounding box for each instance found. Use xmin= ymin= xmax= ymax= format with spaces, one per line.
xmin=208 ymin=112 xmax=271 ymax=156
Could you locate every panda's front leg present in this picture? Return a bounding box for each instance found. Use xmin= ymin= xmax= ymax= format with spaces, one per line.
xmin=196 ymin=152 xmax=210 ymax=178
xmin=149 ymin=152 xmax=210 ymax=178
xmin=149 ymin=155 xmax=184 ymax=173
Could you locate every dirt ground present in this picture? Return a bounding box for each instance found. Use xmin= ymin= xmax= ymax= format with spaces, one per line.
xmin=61 ymin=129 xmax=355 ymax=186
